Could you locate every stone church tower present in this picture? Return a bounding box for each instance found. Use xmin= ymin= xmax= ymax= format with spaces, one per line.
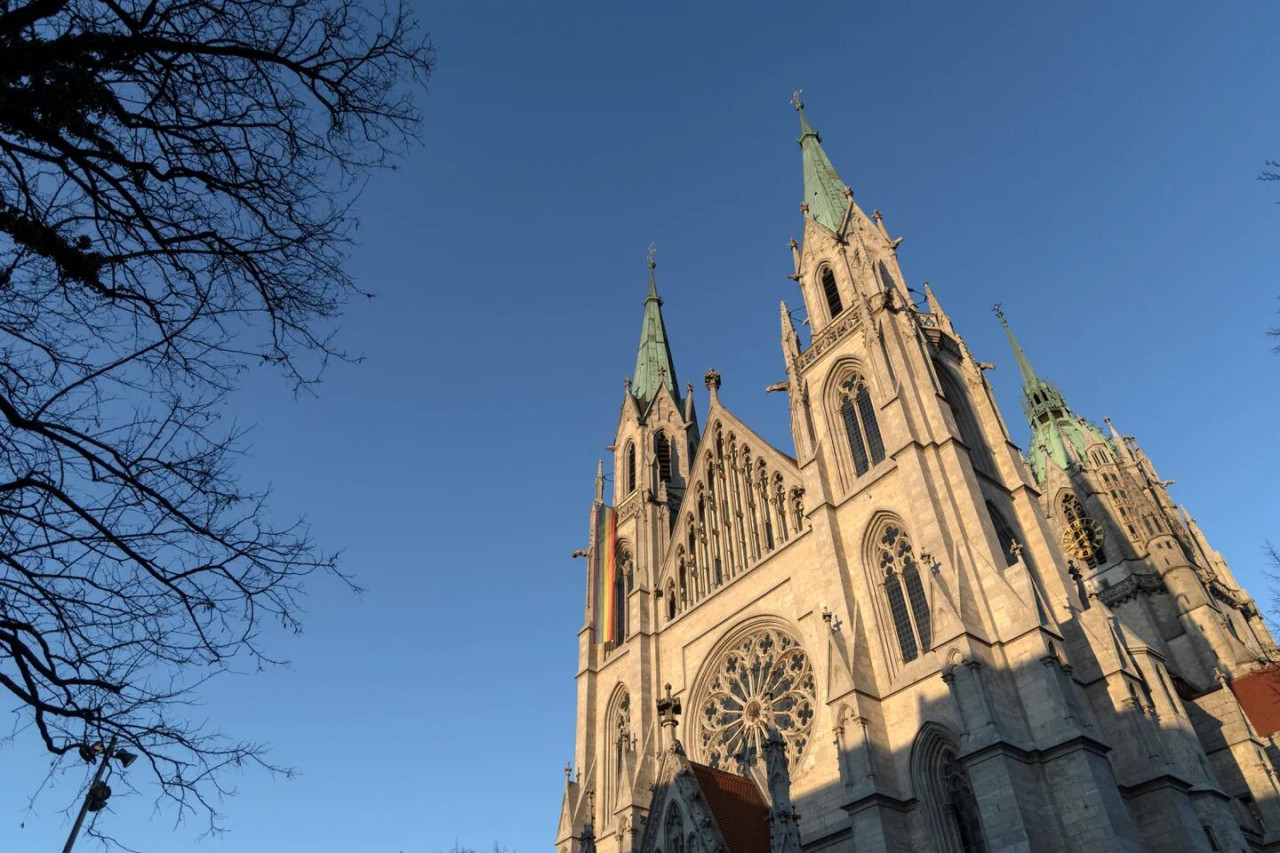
xmin=555 ymin=101 xmax=1280 ymax=853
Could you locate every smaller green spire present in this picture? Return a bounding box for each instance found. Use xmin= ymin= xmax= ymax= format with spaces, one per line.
xmin=631 ymin=246 xmax=679 ymax=409
xmin=792 ymin=91 xmax=851 ymax=234
xmin=993 ymin=302 xmax=1039 ymax=389
xmin=994 ymin=303 xmax=1112 ymax=483
xmin=992 ymin=303 xmax=1070 ymax=424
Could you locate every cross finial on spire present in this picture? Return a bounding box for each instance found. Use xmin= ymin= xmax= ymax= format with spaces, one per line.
xmin=992 ymin=302 xmax=1047 ymax=392
xmin=647 ymin=242 xmax=656 ymax=269
xmin=791 ymin=88 xmax=804 ymax=111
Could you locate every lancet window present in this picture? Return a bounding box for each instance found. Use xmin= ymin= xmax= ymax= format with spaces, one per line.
xmin=913 ymin=725 xmax=987 ymax=853
xmin=655 ymin=431 xmax=673 ymax=483
xmin=729 ymin=439 xmax=750 ymax=569
xmin=820 ymin=266 xmax=843 ymax=318
xmin=936 ymin=363 xmax=994 ymax=478
xmin=875 ymin=521 xmax=931 ymax=663
xmin=943 ymin=753 xmax=988 ymax=852
xmin=605 ymin=688 xmax=631 ymax=815
xmin=614 ymin=548 xmax=633 ymax=639
xmin=838 ymin=372 xmax=885 ymax=478
xmin=985 ymin=502 xmax=1019 ymax=567
xmin=625 ymin=441 xmax=637 ymax=494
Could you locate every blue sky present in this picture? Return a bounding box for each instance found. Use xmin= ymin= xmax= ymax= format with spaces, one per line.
xmin=5 ymin=2 xmax=1280 ymax=851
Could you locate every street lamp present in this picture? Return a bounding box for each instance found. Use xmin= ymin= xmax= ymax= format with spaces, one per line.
xmin=62 ymin=736 xmax=136 ymax=853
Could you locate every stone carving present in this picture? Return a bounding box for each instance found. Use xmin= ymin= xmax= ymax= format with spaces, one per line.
xmin=1096 ymin=572 xmax=1167 ymax=607
xmin=800 ymin=312 xmax=860 ymax=366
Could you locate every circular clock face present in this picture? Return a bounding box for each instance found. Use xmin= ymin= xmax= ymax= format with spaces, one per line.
xmin=1062 ymin=518 xmax=1105 ymax=561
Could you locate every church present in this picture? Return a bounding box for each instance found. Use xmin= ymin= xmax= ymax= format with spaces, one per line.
xmin=554 ymin=99 xmax=1280 ymax=853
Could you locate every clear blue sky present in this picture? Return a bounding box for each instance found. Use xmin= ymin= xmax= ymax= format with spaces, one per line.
xmin=5 ymin=2 xmax=1280 ymax=851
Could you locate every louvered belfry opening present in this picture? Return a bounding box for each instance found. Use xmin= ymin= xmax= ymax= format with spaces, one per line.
xmin=821 ymin=267 xmax=843 ymax=318
xmin=655 ymin=431 xmax=673 ymax=483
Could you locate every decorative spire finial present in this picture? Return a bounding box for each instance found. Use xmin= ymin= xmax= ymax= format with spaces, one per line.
xmin=646 ymin=242 xmax=656 ymax=269
xmin=704 ymin=367 xmax=722 ymax=405
xmin=657 ymin=682 xmax=684 ymax=753
xmin=992 ymin=302 xmax=1041 ymax=389
xmin=791 ymin=88 xmax=804 ymax=111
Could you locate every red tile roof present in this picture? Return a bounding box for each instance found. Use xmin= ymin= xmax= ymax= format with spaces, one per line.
xmin=1231 ymin=664 xmax=1280 ymax=736
xmin=688 ymin=762 xmax=770 ymax=853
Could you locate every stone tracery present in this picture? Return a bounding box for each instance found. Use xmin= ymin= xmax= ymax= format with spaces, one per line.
xmin=662 ymin=423 xmax=805 ymax=620
xmin=694 ymin=626 xmax=816 ymax=773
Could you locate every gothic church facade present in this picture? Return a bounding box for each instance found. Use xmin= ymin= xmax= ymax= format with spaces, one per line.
xmin=555 ymin=101 xmax=1280 ymax=853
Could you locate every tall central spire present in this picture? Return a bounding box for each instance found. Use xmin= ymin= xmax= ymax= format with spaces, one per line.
xmin=631 ymin=248 xmax=679 ymax=409
xmin=794 ymin=92 xmax=851 ymax=234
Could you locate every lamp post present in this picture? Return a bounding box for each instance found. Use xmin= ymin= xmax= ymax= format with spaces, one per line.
xmin=62 ymin=735 xmax=137 ymax=853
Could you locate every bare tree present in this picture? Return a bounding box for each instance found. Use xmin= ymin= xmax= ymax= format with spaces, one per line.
xmin=0 ymin=0 xmax=432 ymax=836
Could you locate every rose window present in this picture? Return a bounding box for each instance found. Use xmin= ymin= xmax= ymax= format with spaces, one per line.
xmin=696 ymin=626 xmax=816 ymax=772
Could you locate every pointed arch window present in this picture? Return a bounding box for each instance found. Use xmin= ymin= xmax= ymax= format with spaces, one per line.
xmin=665 ymin=579 xmax=677 ymax=621
xmin=839 ymin=373 xmax=885 ymax=477
xmin=943 ymin=753 xmax=988 ymax=852
xmin=820 ymin=266 xmax=843 ymax=318
xmin=985 ymin=502 xmax=1019 ymax=567
xmin=605 ymin=688 xmax=631 ymax=815
xmin=876 ymin=522 xmax=930 ymax=663
xmin=614 ymin=549 xmax=633 ymax=639
xmin=655 ymin=431 xmax=673 ymax=483
xmin=913 ymin=726 xmax=987 ymax=853
xmin=936 ymin=363 xmax=994 ymax=477
xmin=625 ymin=442 xmax=637 ymax=494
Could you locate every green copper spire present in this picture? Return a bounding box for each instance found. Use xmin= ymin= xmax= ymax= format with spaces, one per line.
xmin=631 ymin=248 xmax=679 ymax=409
xmin=793 ymin=92 xmax=851 ymax=234
xmin=994 ymin=304 xmax=1112 ymax=483
xmin=994 ymin=302 xmax=1040 ymax=389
